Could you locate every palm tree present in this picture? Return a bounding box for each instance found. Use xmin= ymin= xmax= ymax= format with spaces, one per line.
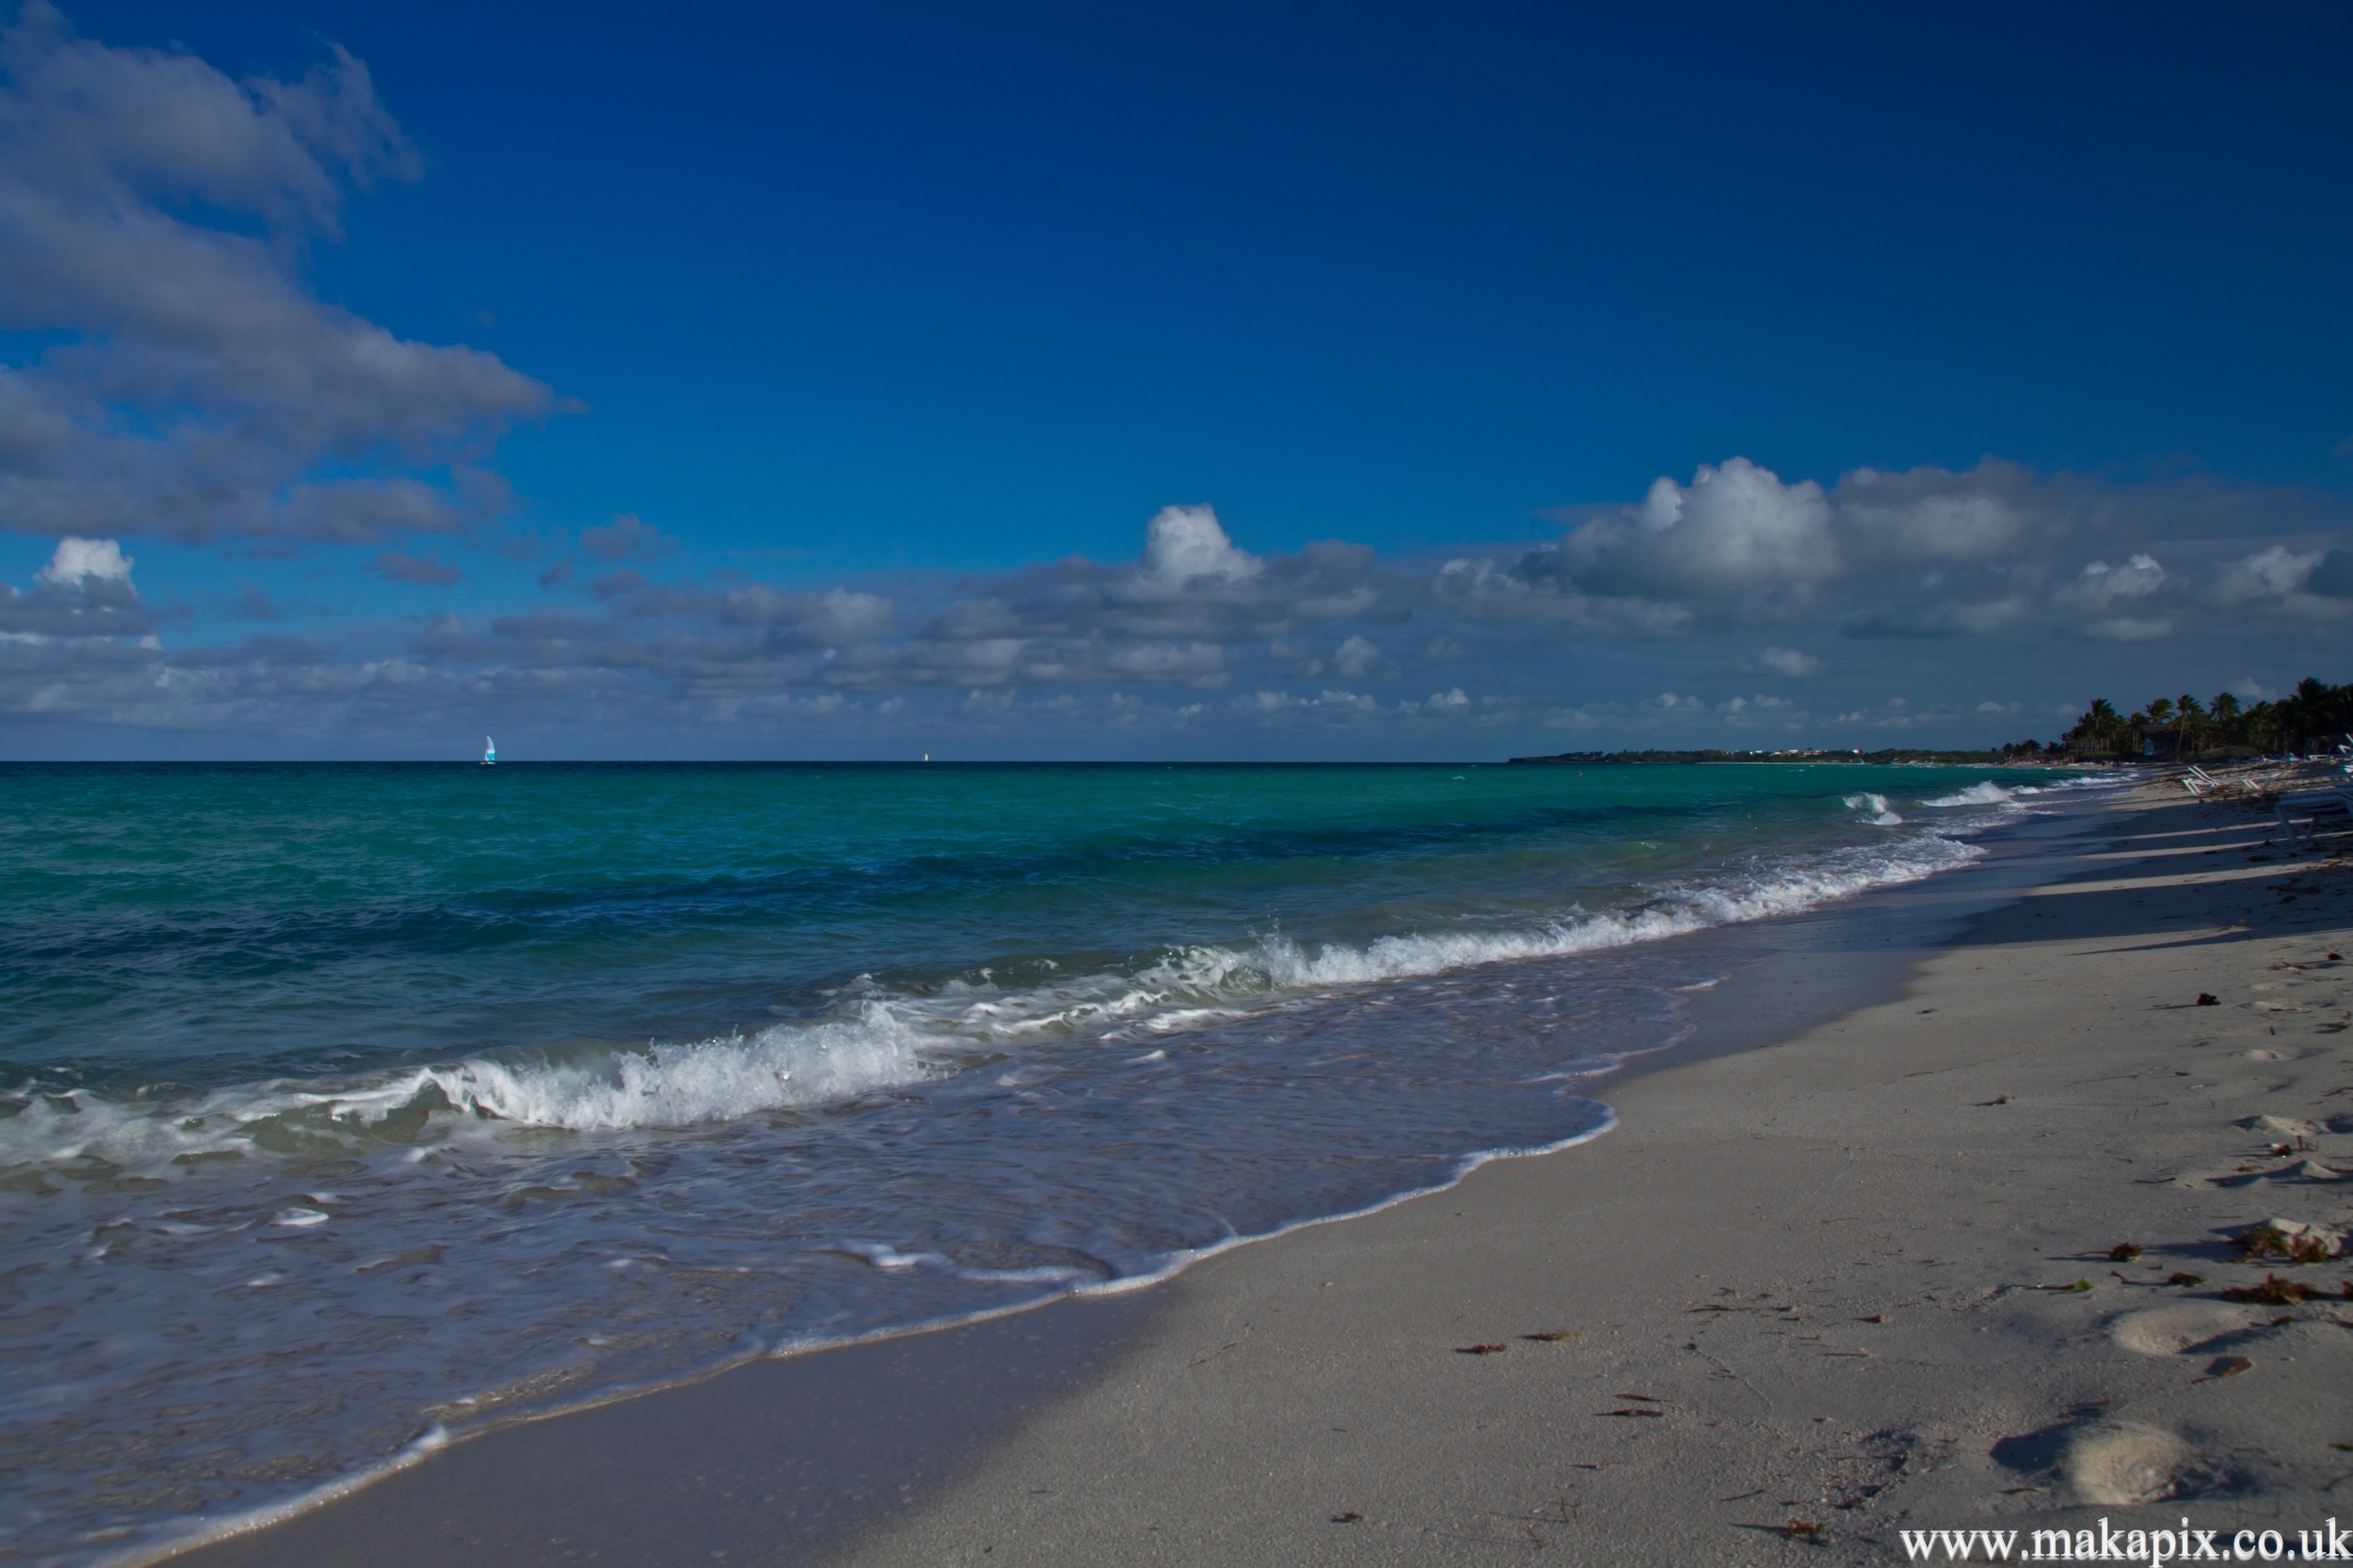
xmin=2071 ymin=697 xmax=2127 ymax=756
xmin=2175 ymin=694 xmax=2207 ymax=757
xmin=2212 ymin=692 xmax=2243 ymax=747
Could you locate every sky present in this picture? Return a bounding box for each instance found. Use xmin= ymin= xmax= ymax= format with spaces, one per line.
xmin=1 ymin=0 xmax=2349 ymax=760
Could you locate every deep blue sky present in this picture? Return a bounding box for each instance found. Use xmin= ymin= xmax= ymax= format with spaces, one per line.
xmin=3 ymin=2 xmax=2349 ymax=757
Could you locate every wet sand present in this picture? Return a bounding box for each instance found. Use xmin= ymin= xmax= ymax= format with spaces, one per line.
xmin=169 ymin=783 xmax=2353 ymax=1566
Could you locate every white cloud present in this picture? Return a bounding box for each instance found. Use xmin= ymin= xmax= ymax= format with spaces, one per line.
xmin=2068 ymin=553 xmax=2167 ymax=607
xmin=1330 ymin=633 xmax=1380 ymax=679
xmin=1834 ymin=463 xmax=2027 ymax=564
xmin=0 ymin=5 xmax=554 ymax=544
xmin=1753 ymin=645 xmax=1822 ymax=677
xmin=36 ymin=535 xmax=130 ymax=584
xmin=1551 ymin=457 xmax=1840 ymax=604
xmin=10 ymin=458 xmax=2353 ymax=750
xmin=1457 ymin=457 xmax=2353 ymax=648
xmin=2211 ymin=544 xmax=2351 ymax=619
xmin=2 ymin=533 xmax=158 ymax=641
xmin=1136 ymin=504 xmax=1260 ymax=592
xmin=2054 ymin=553 xmax=2171 ymax=640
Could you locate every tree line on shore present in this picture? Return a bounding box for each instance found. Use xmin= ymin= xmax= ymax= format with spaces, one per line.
xmin=2006 ymin=677 xmax=2353 ymax=760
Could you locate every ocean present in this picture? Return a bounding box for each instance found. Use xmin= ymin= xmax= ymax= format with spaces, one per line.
xmin=0 ymin=760 xmax=2109 ymax=1562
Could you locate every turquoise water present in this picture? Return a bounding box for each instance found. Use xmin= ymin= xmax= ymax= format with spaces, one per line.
xmin=0 ymin=761 xmax=2097 ymax=1562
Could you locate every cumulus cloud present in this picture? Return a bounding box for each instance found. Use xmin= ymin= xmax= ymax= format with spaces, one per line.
xmin=0 ymin=4 xmax=554 ymax=545
xmin=1329 ymin=633 xmax=1381 ymax=679
xmin=1431 ymin=553 xmax=1693 ymax=634
xmin=8 ymin=460 xmax=2353 ymax=750
xmin=1453 ymin=454 xmax=2352 ymax=648
xmin=2210 ymin=544 xmax=2353 ymax=620
xmin=1751 ymin=645 xmax=1823 ymax=677
xmin=1135 ymin=504 xmax=1261 ymax=591
xmin=889 ymin=504 xmax=1381 ymax=688
xmin=1562 ymin=457 xmax=1840 ymax=602
xmin=0 ymin=533 xmax=163 ymax=640
xmin=2053 ymin=552 xmax=2170 ymax=639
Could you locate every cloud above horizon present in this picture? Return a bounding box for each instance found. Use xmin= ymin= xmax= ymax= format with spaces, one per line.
xmin=1 ymin=12 xmax=2346 ymax=758
xmin=1437 ymin=457 xmax=2353 ymax=643
xmin=0 ymin=2 xmax=554 ymax=547
xmin=5 ymin=460 xmax=2351 ymax=756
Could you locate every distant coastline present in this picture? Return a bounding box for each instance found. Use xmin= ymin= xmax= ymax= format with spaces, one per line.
xmin=1505 ymin=747 xmax=2083 ymax=765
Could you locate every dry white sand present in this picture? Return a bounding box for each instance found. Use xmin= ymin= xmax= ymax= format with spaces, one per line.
xmin=173 ymin=784 xmax=2353 ymax=1567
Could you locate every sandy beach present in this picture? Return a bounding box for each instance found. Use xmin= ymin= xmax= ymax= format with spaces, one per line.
xmin=170 ymin=780 xmax=2353 ymax=1566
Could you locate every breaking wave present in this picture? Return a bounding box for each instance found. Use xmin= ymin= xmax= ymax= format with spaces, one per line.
xmin=1 ymin=823 xmax=1991 ymax=1158
xmin=1843 ymin=792 xmax=1903 ymax=825
xmin=1922 ymin=780 xmax=2022 ymax=808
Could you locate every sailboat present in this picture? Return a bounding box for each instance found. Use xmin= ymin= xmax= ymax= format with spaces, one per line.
xmin=482 ymin=736 xmax=496 ymax=767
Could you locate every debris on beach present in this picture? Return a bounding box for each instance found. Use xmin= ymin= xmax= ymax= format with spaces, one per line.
xmin=1523 ymin=1329 xmax=1582 ymax=1342
xmin=2197 ymin=992 xmax=2221 ymax=1006
xmin=2234 ymin=1218 xmax=2343 ymax=1263
xmin=1329 ymin=1512 xmax=1362 ymax=1524
xmin=2109 ymin=1243 xmax=2143 ymax=1262
xmin=1457 ymin=1342 xmax=1507 ymax=1354
xmin=2165 ymin=1272 xmax=2207 ymax=1287
xmin=2219 ymin=1274 xmax=2346 ymax=1304
xmin=2201 ymin=1355 xmax=2254 ymax=1380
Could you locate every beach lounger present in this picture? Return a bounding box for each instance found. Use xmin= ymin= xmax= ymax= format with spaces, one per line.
xmin=2274 ymin=788 xmax=2353 ymax=848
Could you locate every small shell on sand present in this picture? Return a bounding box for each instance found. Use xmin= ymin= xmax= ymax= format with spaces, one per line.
xmin=2110 ymin=1303 xmax=2250 ymax=1356
xmin=2063 ymin=1425 xmax=2192 ymax=1506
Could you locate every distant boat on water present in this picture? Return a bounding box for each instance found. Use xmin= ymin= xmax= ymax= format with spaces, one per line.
xmin=482 ymin=736 xmax=496 ymax=766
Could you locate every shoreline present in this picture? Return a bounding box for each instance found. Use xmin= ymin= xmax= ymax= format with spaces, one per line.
xmin=168 ymin=782 xmax=2353 ymax=1565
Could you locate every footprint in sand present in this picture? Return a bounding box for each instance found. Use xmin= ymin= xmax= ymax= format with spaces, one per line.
xmin=2062 ymin=1425 xmax=2194 ymax=1506
xmin=2110 ymin=1303 xmax=2251 ymax=1356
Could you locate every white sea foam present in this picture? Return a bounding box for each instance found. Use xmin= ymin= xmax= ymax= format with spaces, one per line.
xmin=0 ymin=1007 xmax=936 ymax=1164
xmin=1921 ymin=780 xmax=2020 ymax=808
xmin=424 ymin=825 xmax=1979 ymax=1131
xmin=2 ymin=818 xmax=1997 ymax=1153
xmin=408 ymin=1005 xmax=931 ymax=1130
xmin=2010 ymin=772 xmax=2135 ymax=796
xmin=1843 ymin=792 xmax=1902 ymax=825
